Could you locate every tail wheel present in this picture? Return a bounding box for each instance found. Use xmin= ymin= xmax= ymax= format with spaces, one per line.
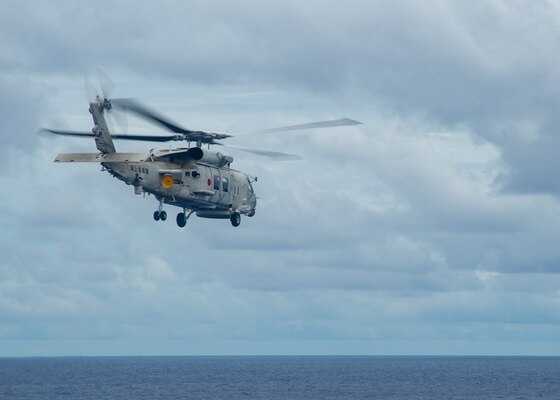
xmin=230 ymin=212 xmax=241 ymax=227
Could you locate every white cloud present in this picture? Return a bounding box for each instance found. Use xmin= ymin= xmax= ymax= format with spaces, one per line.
xmin=1 ymin=0 xmax=560 ymax=356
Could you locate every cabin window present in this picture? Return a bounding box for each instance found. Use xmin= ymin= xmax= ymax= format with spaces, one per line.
xmin=213 ymin=175 xmax=220 ymax=190
xmin=222 ymin=177 xmax=229 ymax=192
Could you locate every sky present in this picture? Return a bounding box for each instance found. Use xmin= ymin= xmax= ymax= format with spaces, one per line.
xmin=1 ymin=0 xmax=560 ymax=356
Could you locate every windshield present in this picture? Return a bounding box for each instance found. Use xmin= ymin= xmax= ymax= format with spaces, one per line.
xmin=247 ymin=177 xmax=254 ymax=193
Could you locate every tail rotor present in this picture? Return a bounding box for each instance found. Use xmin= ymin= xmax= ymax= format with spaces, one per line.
xmin=83 ymin=68 xmax=128 ymax=133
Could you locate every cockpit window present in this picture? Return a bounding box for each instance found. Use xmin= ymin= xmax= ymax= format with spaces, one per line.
xmin=247 ymin=178 xmax=254 ymax=193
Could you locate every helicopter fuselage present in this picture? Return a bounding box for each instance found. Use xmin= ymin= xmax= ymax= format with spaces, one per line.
xmin=54 ymin=147 xmax=257 ymax=227
xmin=103 ymin=155 xmax=257 ymax=220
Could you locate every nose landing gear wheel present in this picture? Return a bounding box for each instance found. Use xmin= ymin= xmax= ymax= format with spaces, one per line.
xmin=230 ymin=212 xmax=241 ymax=227
xmin=153 ymin=211 xmax=161 ymax=221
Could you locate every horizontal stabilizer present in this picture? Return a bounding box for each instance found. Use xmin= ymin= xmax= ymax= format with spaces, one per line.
xmin=54 ymin=153 xmax=148 ymax=163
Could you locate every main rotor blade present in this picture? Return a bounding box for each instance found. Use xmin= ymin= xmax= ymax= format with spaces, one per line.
xmin=41 ymin=129 xmax=182 ymax=143
xmin=111 ymin=98 xmax=193 ymax=134
xmin=110 ymin=98 xmax=232 ymax=143
xmin=42 ymin=128 xmax=300 ymax=159
xmin=220 ymin=144 xmax=301 ymax=160
xmin=42 ymin=129 xmax=95 ymax=138
xmin=252 ymin=118 xmax=362 ymax=135
xmin=110 ymin=134 xmax=181 ymax=142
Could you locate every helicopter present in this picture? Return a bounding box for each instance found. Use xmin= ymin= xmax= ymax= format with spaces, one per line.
xmin=43 ymin=89 xmax=361 ymax=228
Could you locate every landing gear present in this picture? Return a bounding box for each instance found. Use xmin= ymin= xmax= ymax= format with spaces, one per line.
xmin=176 ymin=212 xmax=186 ymax=227
xmin=176 ymin=209 xmax=194 ymax=228
xmin=153 ymin=198 xmax=167 ymax=221
xmin=153 ymin=210 xmax=167 ymax=221
xmin=230 ymin=212 xmax=241 ymax=227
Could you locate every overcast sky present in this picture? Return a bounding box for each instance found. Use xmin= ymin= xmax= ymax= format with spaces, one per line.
xmin=2 ymin=0 xmax=560 ymax=356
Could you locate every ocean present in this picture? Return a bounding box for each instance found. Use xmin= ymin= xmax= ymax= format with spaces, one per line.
xmin=0 ymin=356 xmax=558 ymax=399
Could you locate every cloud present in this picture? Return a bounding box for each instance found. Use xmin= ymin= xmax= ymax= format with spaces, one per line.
xmin=1 ymin=0 xmax=560 ymax=356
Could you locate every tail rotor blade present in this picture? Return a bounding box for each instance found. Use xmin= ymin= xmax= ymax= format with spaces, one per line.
xmin=84 ymin=68 xmax=115 ymax=102
xmin=96 ymin=67 xmax=114 ymax=100
xmin=84 ymin=72 xmax=97 ymax=103
xmin=112 ymin=106 xmax=128 ymax=134
xmin=106 ymin=101 xmax=129 ymax=134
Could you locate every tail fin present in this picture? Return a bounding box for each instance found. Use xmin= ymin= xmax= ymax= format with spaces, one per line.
xmin=89 ymin=97 xmax=116 ymax=154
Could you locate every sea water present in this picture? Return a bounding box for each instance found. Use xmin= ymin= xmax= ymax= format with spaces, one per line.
xmin=1 ymin=356 xmax=559 ymax=399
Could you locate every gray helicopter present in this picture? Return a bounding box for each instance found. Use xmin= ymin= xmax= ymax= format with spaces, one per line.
xmin=44 ymin=91 xmax=360 ymax=228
